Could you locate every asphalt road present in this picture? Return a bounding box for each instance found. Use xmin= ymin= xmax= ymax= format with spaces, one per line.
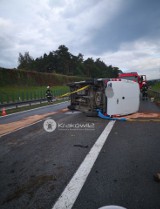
xmin=0 ymin=101 xmax=70 ymax=124
xmin=0 ymin=100 xmax=160 ymax=209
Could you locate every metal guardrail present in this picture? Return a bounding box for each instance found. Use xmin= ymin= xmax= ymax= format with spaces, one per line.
xmin=0 ymin=98 xmax=47 ymax=109
xmin=0 ymin=89 xmax=159 ymax=110
xmin=0 ymin=97 xmax=69 ymax=110
xmin=148 ymin=90 xmax=160 ymax=100
xmin=0 ymin=89 xmax=69 ymax=108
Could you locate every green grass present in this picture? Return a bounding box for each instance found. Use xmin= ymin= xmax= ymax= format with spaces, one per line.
xmin=151 ymin=82 xmax=160 ymax=92
xmin=0 ymin=86 xmax=69 ymax=104
xmin=148 ymin=81 xmax=160 ymax=103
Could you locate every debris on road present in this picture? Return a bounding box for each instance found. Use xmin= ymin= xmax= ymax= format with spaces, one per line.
xmin=0 ymin=108 xmax=68 ymax=136
xmin=125 ymin=112 xmax=160 ymax=122
xmin=98 ymin=111 xmax=160 ymax=122
xmin=74 ymin=144 xmax=89 ymax=148
xmin=125 ymin=112 xmax=160 ymax=119
xmin=153 ymin=172 xmax=160 ymax=182
xmin=0 ymin=112 xmax=55 ymax=136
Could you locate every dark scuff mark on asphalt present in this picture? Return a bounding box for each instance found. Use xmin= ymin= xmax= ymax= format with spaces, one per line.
xmin=74 ymin=144 xmax=89 ymax=148
xmin=2 ymin=175 xmax=56 ymax=205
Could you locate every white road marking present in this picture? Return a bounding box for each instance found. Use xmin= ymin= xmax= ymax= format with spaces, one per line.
xmin=52 ymin=120 xmax=116 ymax=209
xmin=0 ymin=101 xmax=69 ymax=118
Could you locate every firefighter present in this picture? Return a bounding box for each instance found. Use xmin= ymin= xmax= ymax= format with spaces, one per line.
xmin=141 ymin=82 xmax=148 ymax=100
xmin=46 ymin=86 xmax=53 ymax=103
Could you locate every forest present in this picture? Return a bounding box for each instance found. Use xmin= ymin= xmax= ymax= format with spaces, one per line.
xmin=18 ymin=45 xmax=122 ymax=78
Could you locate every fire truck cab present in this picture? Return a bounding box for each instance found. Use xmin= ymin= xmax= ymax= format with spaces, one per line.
xmin=118 ymin=72 xmax=147 ymax=89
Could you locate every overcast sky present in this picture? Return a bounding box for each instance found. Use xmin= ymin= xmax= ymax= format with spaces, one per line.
xmin=0 ymin=0 xmax=160 ymax=80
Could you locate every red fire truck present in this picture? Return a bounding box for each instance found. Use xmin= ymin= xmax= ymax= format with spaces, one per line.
xmin=118 ymin=72 xmax=147 ymax=89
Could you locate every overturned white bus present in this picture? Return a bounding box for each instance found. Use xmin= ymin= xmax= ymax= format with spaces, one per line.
xmin=67 ymin=78 xmax=140 ymax=117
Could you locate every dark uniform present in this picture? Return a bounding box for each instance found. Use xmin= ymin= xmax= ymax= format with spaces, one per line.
xmin=141 ymin=83 xmax=148 ymax=100
xmin=46 ymin=87 xmax=53 ymax=103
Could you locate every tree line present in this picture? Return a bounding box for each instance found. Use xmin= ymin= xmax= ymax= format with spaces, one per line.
xmin=18 ymin=45 xmax=122 ymax=78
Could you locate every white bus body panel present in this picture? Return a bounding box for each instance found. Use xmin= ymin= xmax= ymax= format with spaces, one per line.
xmin=105 ymin=79 xmax=140 ymax=116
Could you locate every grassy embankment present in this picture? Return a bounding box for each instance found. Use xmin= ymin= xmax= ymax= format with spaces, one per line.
xmin=0 ymin=86 xmax=69 ymax=103
xmin=151 ymin=82 xmax=160 ymax=92
xmin=0 ymin=86 xmax=69 ymax=115
xmin=0 ymin=68 xmax=85 ymax=114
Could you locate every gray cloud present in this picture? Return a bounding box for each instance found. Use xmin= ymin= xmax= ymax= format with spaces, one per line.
xmin=88 ymin=0 xmax=160 ymax=54
xmin=0 ymin=0 xmax=160 ymax=79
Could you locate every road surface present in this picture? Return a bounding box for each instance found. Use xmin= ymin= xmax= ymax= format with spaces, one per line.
xmin=0 ymin=100 xmax=160 ymax=209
